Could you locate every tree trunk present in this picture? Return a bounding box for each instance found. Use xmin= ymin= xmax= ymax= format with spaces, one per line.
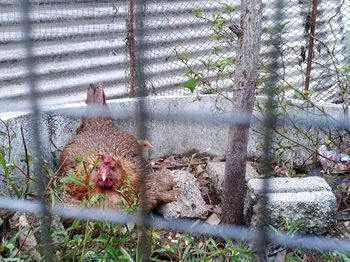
xmin=221 ymin=0 xmax=263 ymax=225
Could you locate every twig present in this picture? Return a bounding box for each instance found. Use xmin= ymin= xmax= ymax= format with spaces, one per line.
xmin=20 ymin=125 xmax=30 ymax=180
xmin=186 ymin=153 xmax=197 ymax=171
xmin=46 ymin=158 xmax=67 ymax=189
xmin=49 ymin=136 xmax=62 ymax=152
xmin=128 ymin=0 xmax=136 ymax=97
xmin=206 ymin=191 xmax=212 ymax=207
xmin=304 ymin=0 xmax=318 ymax=97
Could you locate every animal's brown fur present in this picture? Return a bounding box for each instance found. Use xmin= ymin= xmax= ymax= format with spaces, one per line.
xmin=59 ymin=82 xmax=178 ymax=211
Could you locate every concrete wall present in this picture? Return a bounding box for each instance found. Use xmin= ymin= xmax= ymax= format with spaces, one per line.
xmin=0 ymin=94 xmax=348 ymax=168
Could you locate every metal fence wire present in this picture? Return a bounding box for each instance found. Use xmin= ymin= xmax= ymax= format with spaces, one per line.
xmin=0 ymin=0 xmax=350 ymax=110
xmin=0 ymin=0 xmax=350 ymax=260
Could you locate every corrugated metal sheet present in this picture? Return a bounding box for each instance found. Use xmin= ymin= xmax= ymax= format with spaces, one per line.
xmin=0 ymin=0 xmax=348 ymax=113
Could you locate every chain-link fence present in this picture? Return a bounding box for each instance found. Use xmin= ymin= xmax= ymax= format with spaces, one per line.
xmin=1 ymin=0 xmax=349 ymax=110
xmin=1 ymin=0 xmax=350 ymax=261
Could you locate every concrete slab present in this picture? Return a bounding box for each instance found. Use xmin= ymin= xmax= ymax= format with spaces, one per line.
xmin=206 ymin=161 xmax=260 ymax=200
xmin=245 ymin=177 xmax=337 ymax=234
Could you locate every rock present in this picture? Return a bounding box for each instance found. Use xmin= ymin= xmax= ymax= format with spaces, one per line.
xmin=9 ymin=213 xmax=41 ymax=260
xmin=205 ymin=213 xmax=220 ymax=225
xmin=206 ymin=161 xmax=259 ymax=200
xmin=158 ymin=170 xmax=210 ymax=219
xmin=245 ymin=177 xmax=337 ymax=234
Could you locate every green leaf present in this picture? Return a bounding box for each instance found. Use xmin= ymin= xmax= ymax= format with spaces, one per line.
xmin=0 ymin=131 xmax=7 ymax=136
xmin=93 ymin=235 xmax=108 ymax=243
xmin=106 ymin=245 xmax=120 ymax=260
xmin=213 ymin=18 xmax=226 ymax=32
xmin=0 ymin=153 xmax=21 ymax=198
xmin=293 ymin=90 xmax=304 ymax=100
xmin=60 ymin=172 xmax=85 ymax=186
xmin=216 ymin=56 xmax=235 ymax=70
xmin=151 ymin=230 xmax=160 ymax=240
xmin=183 ymin=79 xmax=198 ymax=93
xmin=303 ymin=89 xmax=317 ymax=96
xmin=338 ymin=253 xmax=350 ymax=262
xmin=184 ymin=68 xmax=194 ymax=77
xmin=192 ymin=7 xmax=203 ymax=17
xmin=341 ymin=65 xmax=350 ymax=72
xmin=91 ymin=193 xmax=107 ymax=203
xmin=179 ymin=50 xmax=190 ymax=61
xmin=213 ymin=45 xmax=221 ymax=52
xmin=222 ymin=3 xmax=237 ymax=14
xmin=213 ymin=32 xmax=222 ymax=41
xmin=76 ymin=154 xmax=88 ymax=163
xmin=73 ymin=234 xmax=83 ymax=245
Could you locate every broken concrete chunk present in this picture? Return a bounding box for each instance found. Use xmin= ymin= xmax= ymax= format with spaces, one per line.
xmin=158 ymin=170 xmax=210 ymax=219
xmin=206 ymin=161 xmax=259 ymax=200
xmin=245 ymin=177 xmax=337 ymax=234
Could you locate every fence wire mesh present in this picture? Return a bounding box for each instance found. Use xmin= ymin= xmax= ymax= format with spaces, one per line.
xmin=0 ymin=0 xmax=350 ymax=261
xmin=1 ymin=0 xmax=349 ymax=109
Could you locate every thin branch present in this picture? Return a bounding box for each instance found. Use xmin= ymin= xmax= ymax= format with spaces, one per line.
xmin=128 ymin=0 xmax=136 ymax=97
xmin=304 ymin=0 xmax=318 ymax=96
xmin=20 ymin=125 xmax=30 ymax=180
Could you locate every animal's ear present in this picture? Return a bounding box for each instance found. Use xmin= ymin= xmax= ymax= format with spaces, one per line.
xmin=86 ymin=83 xmax=96 ymax=104
xmin=85 ymin=82 xmax=107 ymax=105
xmin=95 ymin=82 xmax=107 ymax=105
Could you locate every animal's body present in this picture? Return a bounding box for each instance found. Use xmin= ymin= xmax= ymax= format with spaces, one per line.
xmin=59 ymin=83 xmax=178 ymax=211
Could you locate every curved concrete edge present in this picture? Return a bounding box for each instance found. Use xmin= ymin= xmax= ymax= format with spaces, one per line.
xmin=0 ymin=94 xmax=348 ymax=165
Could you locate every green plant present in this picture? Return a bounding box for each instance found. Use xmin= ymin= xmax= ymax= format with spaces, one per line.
xmin=322 ymin=251 xmax=350 ymax=262
xmin=174 ymin=3 xmax=237 ymax=103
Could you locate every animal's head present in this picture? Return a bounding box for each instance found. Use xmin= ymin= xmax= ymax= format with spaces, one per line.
xmin=138 ymin=139 xmax=153 ymax=149
xmin=91 ymin=153 xmax=121 ymax=188
xmin=137 ymin=139 xmax=153 ymax=160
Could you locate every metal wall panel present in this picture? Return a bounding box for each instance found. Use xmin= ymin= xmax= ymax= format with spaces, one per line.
xmin=0 ymin=0 xmax=348 ymax=113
